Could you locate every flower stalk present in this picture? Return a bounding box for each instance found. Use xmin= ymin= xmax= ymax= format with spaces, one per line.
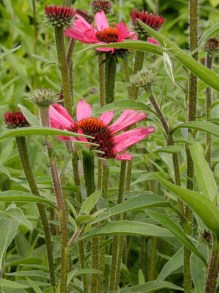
xmin=205 ymin=237 xmax=219 ymax=293
xmin=15 ymin=136 xmax=56 ymax=289
xmin=99 ymin=54 xmax=105 ymax=107
xmin=38 ymin=105 xmax=68 ymax=293
xmin=130 ymin=51 xmax=145 ymax=100
xmin=105 ymin=54 xmax=117 ymax=104
xmin=54 ymin=26 xmax=72 ymax=114
xmin=109 ymin=160 xmax=127 ymax=291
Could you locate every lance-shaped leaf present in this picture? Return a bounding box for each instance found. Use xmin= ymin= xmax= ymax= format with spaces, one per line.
xmin=171 ymin=121 xmax=219 ymax=137
xmin=155 ymin=174 xmax=219 ymax=237
xmin=92 ymin=193 xmax=171 ymax=224
xmin=148 ymin=211 xmax=207 ymax=265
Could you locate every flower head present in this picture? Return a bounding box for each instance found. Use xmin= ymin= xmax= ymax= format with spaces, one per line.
xmin=204 ymin=38 xmax=219 ymax=54
xmin=45 ymin=5 xmax=75 ymax=27
xmin=130 ymin=9 xmax=165 ymax=39
xmin=90 ymin=1 xmax=112 ymax=14
xmin=31 ymin=89 xmax=59 ymax=107
xmin=65 ymin=11 xmax=137 ymax=52
xmin=4 ymin=111 xmax=30 ymax=128
xmin=49 ymin=100 xmax=155 ymax=160
xmin=131 ymin=69 xmax=157 ymax=89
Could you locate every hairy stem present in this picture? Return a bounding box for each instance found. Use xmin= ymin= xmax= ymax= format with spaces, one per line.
xmin=205 ymin=238 xmax=219 ymax=293
xmin=54 ymin=26 xmax=72 ymax=114
xmin=105 ymin=54 xmax=117 ymax=104
xmin=184 ymin=1 xmax=199 ymax=292
xmin=130 ymin=51 xmax=144 ymax=100
xmin=109 ymin=161 xmax=127 ymax=291
xmin=99 ymin=54 xmax=105 ymax=107
xmin=15 ymin=136 xmax=56 ymax=289
xmin=39 ymin=106 xmax=68 ymax=293
xmin=205 ymin=52 xmax=213 ymax=166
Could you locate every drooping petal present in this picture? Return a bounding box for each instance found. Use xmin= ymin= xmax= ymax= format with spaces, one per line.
xmin=95 ymin=11 xmax=109 ymax=31
xmin=114 ymin=127 xmax=155 ymax=152
xmin=100 ymin=111 xmax=114 ymax=125
xmin=115 ymin=153 xmax=133 ymax=160
xmin=49 ymin=104 xmax=74 ymax=129
xmin=109 ymin=110 xmax=147 ymax=134
xmin=76 ymin=99 xmax=92 ymax=121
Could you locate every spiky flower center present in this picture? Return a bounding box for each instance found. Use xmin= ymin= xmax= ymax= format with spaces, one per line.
xmin=4 ymin=112 xmax=29 ymax=128
xmin=45 ymin=5 xmax=75 ymax=27
xmin=73 ymin=117 xmax=115 ymax=158
xmin=91 ymin=1 xmax=112 ymax=14
xmin=96 ymin=27 xmax=119 ymax=43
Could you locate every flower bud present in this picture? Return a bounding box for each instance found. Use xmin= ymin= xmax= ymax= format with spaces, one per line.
xmin=90 ymin=1 xmax=112 ymax=14
xmin=131 ymin=69 xmax=157 ymax=89
xmin=45 ymin=5 xmax=75 ymax=27
xmin=4 ymin=111 xmax=30 ymax=128
xmin=31 ymin=89 xmax=58 ymax=107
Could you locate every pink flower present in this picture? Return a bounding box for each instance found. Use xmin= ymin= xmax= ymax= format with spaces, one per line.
xmin=64 ymin=11 xmax=137 ymax=52
xmin=147 ymin=37 xmax=159 ymax=46
xmin=49 ymin=100 xmax=155 ymax=160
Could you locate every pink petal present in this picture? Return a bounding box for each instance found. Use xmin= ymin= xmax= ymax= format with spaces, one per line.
xmin=65 ymin=21 xmax=98 ymax=43
xmin=100 ymin=111 xmax=114 ymax=125
xmin=109 ymin=110 xmax=147 ymax=134
xmin=115 ymin=153 xmax=133 ymax=160
xmin=114 ymin=127 xmax=155 ymax=152
xmin=147 ymin=38 xmax=159 ymax=46
xmin=76 ymin=99 xmax=92 ymax=121
xmin=95 ymin=11 xmax=109 ymax=31
xmin=116 ymin=22 xmax=129 ymax=42
xmin=49 ymin=104 xmax=74 ymax=129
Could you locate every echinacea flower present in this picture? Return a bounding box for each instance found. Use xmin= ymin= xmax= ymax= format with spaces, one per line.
xmin=45 ymin=5 xmax=75 ymax=27
xmin=130 ymin=9 xmax=165 ymax=40
xmin=49 ymin=100 xmax=155 ymax=160
xmin=90 ymin=1 xmax=112 ymax=14
xmin=4 ymin=112 xmax=29 ymax=128
xmin=64 ymin=11 xmax=137 ymax=52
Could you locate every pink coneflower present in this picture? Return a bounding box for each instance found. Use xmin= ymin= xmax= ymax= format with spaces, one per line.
xmin=45 ymin=5 xmax=75 ymax=27
xmin=130 ymin=9 xmax=165 ymax=39
xmin=49 ymin=100 xmax=155 ymax=160
xmin=64 ymin=11 xmax=137 ymax=52
xmin=4 ymin=111 xmax=29 ymax=128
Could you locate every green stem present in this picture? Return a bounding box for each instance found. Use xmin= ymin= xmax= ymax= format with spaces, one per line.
xmin=109 ymin=161 xmax=127 ymax=291
xmin=130 ymin=51 xmax=145 ymax=100
xmin=184 ymin=1 xmax=199 ymax=292
xmin=66 ymin=38 xmax=76 ymax=104
xmin=78 ymin=241 xmax=89 ymax=293
xmin=205 ymin=238 xmax=219 ymax=293
xmin=15 ymin=136 xmax=56 ymax=289
xmin=39 ymin=106 xmax=68 ymax=293
xmin=99 ymin=54 xmax=105 ymax=107
xmin=54 ymin=26 xmax=72 ymax=114
xmin=205 ymin=52 xmax=213 ymax=166
xmin=148 ymin=237 xmax=157 ymax=281
xmin=122 ymin=56 xmax=131 ymax=98
xmin=82 ymin=150 xmax=95 ymax=196
xmin=105 ymin=54 xmax=117 ymax=104
xmin=97 ymin=159 xmax=109 ymax=293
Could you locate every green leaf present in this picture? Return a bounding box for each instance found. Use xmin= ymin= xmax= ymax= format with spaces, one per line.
xmin=79 ymin=220 xmax=173 ymax=241
xmin=157 ymin=248 xmax=183 ymax=281
xmin=0 ymin=45 xmax=21 ymax=58
xmin=3 ymin=207 xmax=33 ymax=230
xmin=0 ymin=213 xmax=18 ymax=272
xmin=208 ymin=0 xmax=219 ymax=7
xmin=0 ymin=279 xmax=29 ymax=289
xmin=189 ymin=142 xmax=218 ymax=202
xmin=137 ymin=21 xmax=219 ymax=92
xmin=93 ymin=193 xmax=171 ymax=224
xmin=148 ymin=211 xmax=207 ymax=265
xmin=0 ymin=191 xmax=57 ymax=209
xmin=80 ymin=191 xmax=101 ymax=214
xmin=18 ymin=104 xmax=40 ymax=127
xmin=118 ymin=280 xmax=183 ymax=292
xmin=171 ymin=121 xmax=219 ymax=137
xmin=26 ymin=277 xmax=43 ymax=293
xmin=155 ymin=174 xmax=219 ymax=237
xmin=0 ymin=127 xmax=94 ymax=142
xmin=95 ymin=100 xmax=150 ymax=114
